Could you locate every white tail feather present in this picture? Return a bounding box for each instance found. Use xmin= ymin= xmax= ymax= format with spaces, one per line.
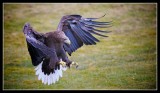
xmin=49 ymin=74 xmax=52 ymax=85
xmin=35 ymin=62 xmax=42 ymax=71
xmin=35 ymin=61 xmax=67 ymax=85
xmin=44 ymin=75 xmax=47 ymax=85
xmin=42 ymin=73 xmax=45 ymax=83
xmin=54 ymin=70 xmax=59 ymax=82
xmin=35 ymin=68 xmax=40 ymax=75
xmin=38 ymin=69 xmax=43 ymax=80
xmin=47 ymin=74 xmax=50 ymax=85
xmin=52 ymin=74 xmax=55 ymax=84
xmin=52 ymin=73 xmax=56 ymax=84
xmin=59 ymin=69 xmax=63 ymax=77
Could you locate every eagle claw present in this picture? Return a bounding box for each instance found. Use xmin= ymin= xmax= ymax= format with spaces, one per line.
xmin=70 ymin=62 xmax=79 ymax=68
xmin=59 ymin=61 xmax=66 ymax=67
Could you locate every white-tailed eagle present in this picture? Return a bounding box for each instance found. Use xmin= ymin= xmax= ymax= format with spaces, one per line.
xmin=23 ymin=14 xmax=111 ymax=85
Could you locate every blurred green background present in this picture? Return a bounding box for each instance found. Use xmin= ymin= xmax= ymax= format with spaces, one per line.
xmin=3 ymin=3 xmax=157 ymax=90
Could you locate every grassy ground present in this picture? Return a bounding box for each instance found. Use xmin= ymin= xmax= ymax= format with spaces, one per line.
xmin=3 ymin=3 xmax=157 ymax=90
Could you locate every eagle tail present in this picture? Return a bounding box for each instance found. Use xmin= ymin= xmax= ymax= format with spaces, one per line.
xmin=34 ymin=60 xmax=67 ymax=85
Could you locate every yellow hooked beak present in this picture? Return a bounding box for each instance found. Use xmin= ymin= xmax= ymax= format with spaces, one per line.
xmin=64 ymin=37 xmax=71 ymax=45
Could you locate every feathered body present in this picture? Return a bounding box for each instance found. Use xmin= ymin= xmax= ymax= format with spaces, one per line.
xmin=23 ymin=14 xmax=111 ymax=85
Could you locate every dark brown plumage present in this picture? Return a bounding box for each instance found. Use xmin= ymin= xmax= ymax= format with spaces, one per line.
xmin=23 ymin=14 xmax=111 ymax=85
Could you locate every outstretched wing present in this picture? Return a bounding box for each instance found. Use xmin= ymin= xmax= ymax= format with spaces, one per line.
xmin=23 ymin=23 xmax=55 ymax=66
xmin=57 ymin=14 xmax=111 ymax=55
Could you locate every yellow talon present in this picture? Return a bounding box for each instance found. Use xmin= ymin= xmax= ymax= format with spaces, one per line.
xmin=70 ymin=62 xmax=79 ymax=68
xmin=59 ymin=61 xmax=66 ymax=67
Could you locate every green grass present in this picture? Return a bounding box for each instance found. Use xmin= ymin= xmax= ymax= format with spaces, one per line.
xmin=3 ymin=3 xmax=157 ymax=90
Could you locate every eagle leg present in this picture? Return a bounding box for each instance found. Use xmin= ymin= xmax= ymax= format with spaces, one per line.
xmin=70 ymin=62 xmax=79 ymax=68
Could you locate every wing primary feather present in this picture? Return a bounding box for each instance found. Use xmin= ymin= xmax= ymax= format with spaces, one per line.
xmin=90 ymin=28 xmax=112 ymax=33
xmin=70 ymin=31 xmax=84 ymax=50
xmin=77 ymin=22 xmax=100 ymax=42
xmin=81 ymin=20 xmax=111 ymax=26
xmin=83 ymin=14 xmax=106 ymax=21
xmin=78 ymin=22 xmax=109 ymax=40
xmin=87 ymin=30 xmax=108 ymax=37
xmin=75 ymin=24 xmax=96 ymax=45
xmin=74 ymin=25 xmax=94 ymax=45
xmin=68 ymin=30 xmax=81 ymax=50
xmin=69 ymin=23 xmax=90 ymax=45
xmin=83 ymin=22 xmax=112 ymax=28
xmin=63 ymin=29 xmax=84 ymax=55
xmin=65 ymin=28 xmax=84 ymax=52
xmin=79 ymin=20 xmax=112 ymax=33
xmin=77 ymin=22 xmax=108 ymax=37
xmin=89 ymin=21 xmax=112 ymax=25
